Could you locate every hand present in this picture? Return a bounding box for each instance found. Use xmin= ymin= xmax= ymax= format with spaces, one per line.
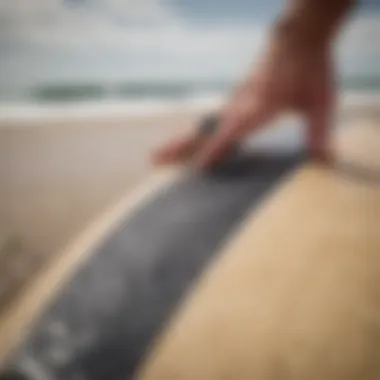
xmin=152 ymin=27 xmax=336 ymax=170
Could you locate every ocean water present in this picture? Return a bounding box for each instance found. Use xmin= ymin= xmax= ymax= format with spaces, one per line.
xmin=0 ymin=77 xmax=379 ymax=121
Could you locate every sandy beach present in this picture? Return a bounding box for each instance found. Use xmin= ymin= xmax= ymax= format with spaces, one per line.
xmin=0 ymin=108 xmax=207 ymax=306
xmin=1 ymin=109 xmax=207 ymax=255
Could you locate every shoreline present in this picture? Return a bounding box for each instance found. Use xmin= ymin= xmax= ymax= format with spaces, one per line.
xmin=1 ymin=90 xmax=380 ymax=126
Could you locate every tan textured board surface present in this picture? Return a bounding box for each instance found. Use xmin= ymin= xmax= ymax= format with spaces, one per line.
xmin=137 ymin=122 xmax=380 ymax=380
xmin=0 ymin=168 xmax=179 ymax=368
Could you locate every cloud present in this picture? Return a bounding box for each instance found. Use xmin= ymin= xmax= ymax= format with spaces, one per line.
xmin=0 ymin=0 xmax=379 ymax=87
xmin=0 ymin=0 xmax=266 ymax=84
xmin=0 ymin=0 xmax=264 ymax=53
xmin=0 ymin=0 xmax=182 ymax=47
xmin=339 ymin=14 xmax=380 ymax=53
xmin=338 ymin=13 xmax=380 ymax=74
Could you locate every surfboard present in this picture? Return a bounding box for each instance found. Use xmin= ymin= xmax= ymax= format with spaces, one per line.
xmin=137 ymin=121 xmax=380 ymax=380
xmin=0 ymin=118 xmax=304 ymax=379
xmin=0 ymin=119 xmax=378 ymax=380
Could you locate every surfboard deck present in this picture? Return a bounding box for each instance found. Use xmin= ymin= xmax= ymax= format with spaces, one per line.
xmin=137 ymin=121 xmax=380 ymax=380
xmin=0 ymin=132 xmax=305 ymax=378
xmin=1 ymin=121 xmax=378 ymax=380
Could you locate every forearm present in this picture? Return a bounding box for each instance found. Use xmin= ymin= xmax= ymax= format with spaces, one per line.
xmin=273 ymin=0 xmax=355 ymax=47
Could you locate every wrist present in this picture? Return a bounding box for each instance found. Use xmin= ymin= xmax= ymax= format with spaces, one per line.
xmin=272 ymin=0 xmax=354 ymax=49
xmin=272 ymin=17 xmax=330 ymax=49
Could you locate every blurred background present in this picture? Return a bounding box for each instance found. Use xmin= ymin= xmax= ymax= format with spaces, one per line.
xmin=0 ymin=0 xmax=380 ymax=109
xmin=1 ymin=0 xmax=379 ymax=303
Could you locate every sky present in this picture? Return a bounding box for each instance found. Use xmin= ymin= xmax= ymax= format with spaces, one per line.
xmin=0 ymin=0 xmax=379 ymax=89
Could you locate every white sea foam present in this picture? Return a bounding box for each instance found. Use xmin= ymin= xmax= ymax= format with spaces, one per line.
xmin=0 ymin=90 xmax=378 ymax=124
xmin=0 ymin=96 xmax=223 ymax=124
